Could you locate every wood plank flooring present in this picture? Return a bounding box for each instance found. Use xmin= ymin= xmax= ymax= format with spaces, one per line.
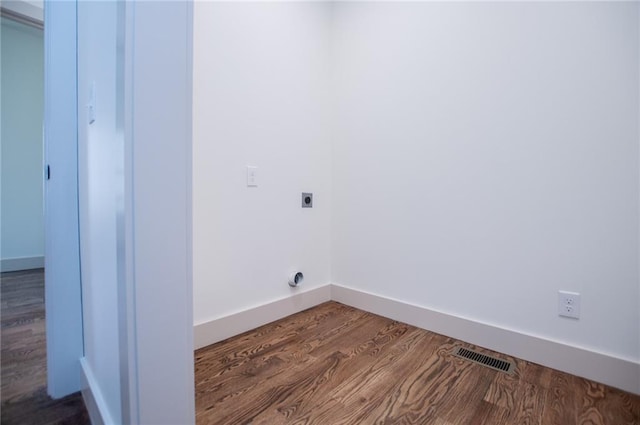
xmin=195 ymin=301 xmax=640 ymax=425
xmin=1 ymin=269 xmax=89 ymax=425
xmin=5 ymin=270 xmax=637 ymax=424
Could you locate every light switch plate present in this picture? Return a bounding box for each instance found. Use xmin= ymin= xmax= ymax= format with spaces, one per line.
xmin=246 ymin=166 xmax=258 ymax=187
xmin=88 ymin=81 xmax=96 ymax=125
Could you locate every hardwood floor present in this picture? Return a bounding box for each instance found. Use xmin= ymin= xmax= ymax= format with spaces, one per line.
xmin=1 ymin=269 xmax=89 ymax=425
xmin=195 ymin=301 xmax=640 ymax=425
xmin=5 ymin=270 xmax=636 ymax=424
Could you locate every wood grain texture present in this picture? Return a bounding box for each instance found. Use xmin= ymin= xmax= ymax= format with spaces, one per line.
xmin=1 ymin=269 xmax=89 ymax=425
xmin=195 ymin=301 xmax=640 ymax=425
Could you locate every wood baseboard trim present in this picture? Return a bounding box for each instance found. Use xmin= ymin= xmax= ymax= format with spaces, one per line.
xmin=194 ymin=285 xmax=332 ymax=350
xmin=0 ymin=256 xmax=44 ymax=272
xmin=330 ymin=283 xmax=640 ymax=395
xmin=80 ymin=358 xmax=117 ymax=425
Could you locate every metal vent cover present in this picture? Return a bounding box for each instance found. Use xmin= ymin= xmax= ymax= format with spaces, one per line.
xmin=452 ymin=346 xmax=514 ymax=374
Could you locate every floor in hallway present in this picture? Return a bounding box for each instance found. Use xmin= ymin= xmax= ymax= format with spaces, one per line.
xmin=1 ymin=268 xmax=89 ymax=425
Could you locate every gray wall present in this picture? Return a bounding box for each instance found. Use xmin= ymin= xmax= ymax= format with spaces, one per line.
xmin=1 ymin=17 xmax=45 ymax=271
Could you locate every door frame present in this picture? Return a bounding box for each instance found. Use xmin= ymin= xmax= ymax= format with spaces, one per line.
xmin=43 ymin=0 xmax=84 ymax=398
xmin=43 ymin=2 xmax=195 ymax=421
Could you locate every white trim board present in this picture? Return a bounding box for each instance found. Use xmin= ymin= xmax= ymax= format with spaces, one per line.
xmin=194 ymin=285 xmax=331 ymax=350
xmin=0 ymin=256 xmax=44 ymax=272
xmin=331 ymin=284 xmax=640 ymax=395
xmin=80 ymin=358 xmax=116 ymax=425
xmin=193 ymin=283 xmax=639 ymax=394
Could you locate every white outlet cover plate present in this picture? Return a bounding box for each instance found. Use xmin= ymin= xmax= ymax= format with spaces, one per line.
xmin=558 ymin=290 xmax=581 ymax=319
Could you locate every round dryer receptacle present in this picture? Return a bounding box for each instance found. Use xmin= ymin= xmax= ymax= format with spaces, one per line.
xmin=288 ymin=272 xmax=304 ymax=287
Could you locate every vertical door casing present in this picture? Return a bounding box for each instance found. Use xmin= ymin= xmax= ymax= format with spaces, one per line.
xmin=43 ymin=0 xmax=84 ymax=398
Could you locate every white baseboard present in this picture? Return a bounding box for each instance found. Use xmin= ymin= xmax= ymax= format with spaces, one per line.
xmin=80 ymin=358 xmax=117 ymax=425
xmin=194 ymin=285 xmax=332 ymax=350
xmin=330 ymin=284 xmax=640 ymax=395
xmin=1 ymin=256 xmax=44 ymax=272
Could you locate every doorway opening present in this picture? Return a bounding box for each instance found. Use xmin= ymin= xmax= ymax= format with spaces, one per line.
xmin=1 ymin=2 xmax=86 ymax=422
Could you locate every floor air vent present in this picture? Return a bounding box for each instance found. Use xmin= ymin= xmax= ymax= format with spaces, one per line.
xmin=452 ymin=346 xmax=514 ymax=374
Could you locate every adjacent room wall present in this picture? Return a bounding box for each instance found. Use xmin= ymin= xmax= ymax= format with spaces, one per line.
xmin=192 ymin=2 xmax=333 ymax=328
xmin=331 ymin=1 xmax=639 ymax=365
xmin=1 ymin=17 xmax=44 ymax=272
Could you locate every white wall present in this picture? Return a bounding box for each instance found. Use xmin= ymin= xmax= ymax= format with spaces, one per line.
xmin=1 ymin=17 xmax=44 ymax=271
xmin=193 ymin=2 xmax=333 ymax=325
xmin=191 ymin=1 xmax=638 ymax=392
xmin=77 ymin=1 xmax=122 ymax=422
xmin=331 ymin=2 xmax=639 ymax=364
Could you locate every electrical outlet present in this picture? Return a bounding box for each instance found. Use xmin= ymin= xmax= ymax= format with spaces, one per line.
xmin=301 ymin=192 xmax=313 ymax=208
xmin=558 ymin=291 xmax=581 ymax=319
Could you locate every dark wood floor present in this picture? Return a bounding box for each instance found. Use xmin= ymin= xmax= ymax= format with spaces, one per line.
xmin=1 ymin=269 xmax=89 ymax=425
xmin=195 ymin=301 xmax=640 ymax=425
